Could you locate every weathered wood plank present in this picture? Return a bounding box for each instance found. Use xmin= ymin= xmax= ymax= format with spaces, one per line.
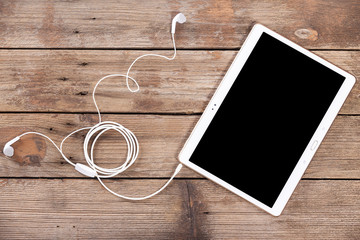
xmin=0 ymin=50 xmax=228 ymax=114
xmin=0 ymin=114 xmax=359 ymax=179
xmin=0 ymin=114 xmax=199 ymax=178
xmin=0 ymin=50 xmax=358 ymax=114
xmin=0 ymin=0 xmax=359 ymax=49
xmin=188 ymin=179 xmax=360 ymax=239
xmin=0 ymin=179 xmax=191 ymax=239
xmin=0 ymin=179 xmax=358 ymax=239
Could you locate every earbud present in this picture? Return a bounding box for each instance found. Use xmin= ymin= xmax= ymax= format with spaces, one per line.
xmin=171 ymin=13 xmax=186 ymax=34
xmin=3 ymin=136 xmax=20 ymax=157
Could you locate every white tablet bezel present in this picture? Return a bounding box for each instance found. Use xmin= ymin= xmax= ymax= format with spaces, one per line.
xmin=178 ymin=24 xmax=356 ymax=216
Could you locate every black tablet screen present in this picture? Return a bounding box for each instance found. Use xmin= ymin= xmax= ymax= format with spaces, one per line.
xmin=189 ymin=32 xmax=345 ymax=207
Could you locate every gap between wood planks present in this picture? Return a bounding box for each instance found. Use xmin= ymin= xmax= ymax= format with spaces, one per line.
xmin=0 ymin=177 xmax=357 ymax=181
xmin=0 ymin=48 xmax=359 ymax=51
xmin=0 ymin=111 xmax=203 ymax=115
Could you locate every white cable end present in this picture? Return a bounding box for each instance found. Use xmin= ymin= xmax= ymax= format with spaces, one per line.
xmin=174 ymin=163 xmax=183 ymax=175
xmin=75 ymin=163 xmax=97 ymax=178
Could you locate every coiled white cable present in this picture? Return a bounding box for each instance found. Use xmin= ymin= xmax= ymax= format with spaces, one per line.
xmin=7 ymin=32 xmax=183 ymax=200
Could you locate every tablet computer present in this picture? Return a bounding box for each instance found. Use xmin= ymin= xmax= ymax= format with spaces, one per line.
xmin=178 ymin=24 xmax=355 ymax=216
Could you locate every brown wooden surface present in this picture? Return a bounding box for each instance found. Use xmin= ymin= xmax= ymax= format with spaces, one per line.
xmin=0 ymin=0 xmax=359 ymax=49
xmin=0 ymin=179 xmax=359 ymax=239
xmin=0 ymin=113 xmax=360 ymax=179
xmin=0 ymin=50 xmax=359 ymax=114
xmin=0 ymin=0 xmax=359 ymax=239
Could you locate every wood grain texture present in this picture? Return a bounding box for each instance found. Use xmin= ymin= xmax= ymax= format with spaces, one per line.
xmin=0 ymin=179 xmax=358 ymax=239
xmin=0 ymin=0 xmax=359 ymax=238
xmin=0 ymin=0 xmax=359 ymax=49
xmin=0 ymin=113 xmax=359 ymax=179
xmin=0 ymin=50 xmax=358 ymax=114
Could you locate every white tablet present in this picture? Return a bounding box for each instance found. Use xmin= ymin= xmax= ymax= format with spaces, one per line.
xmin=178 ymin=24 xmax=355 ymax=216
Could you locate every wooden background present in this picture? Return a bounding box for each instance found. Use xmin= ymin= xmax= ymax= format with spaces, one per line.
xmin=0 ymin=0 xmax=359 ymax=239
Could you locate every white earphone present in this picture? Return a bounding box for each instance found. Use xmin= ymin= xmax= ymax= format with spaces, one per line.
xmin=3 ymin=13 xmax=187 ymax=200
xmin=3 ymin=136 xmax=19 ymax=157
xmin=171 ymin=13 xmax=186 ymax=34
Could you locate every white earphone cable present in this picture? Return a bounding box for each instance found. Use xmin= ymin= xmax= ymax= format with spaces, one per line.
xmin=11 ymin=32 xmax=183 ymax=200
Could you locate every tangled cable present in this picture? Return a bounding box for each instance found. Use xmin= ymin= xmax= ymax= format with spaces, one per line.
xmin=5 ymin=31 xmax=183 ymax=200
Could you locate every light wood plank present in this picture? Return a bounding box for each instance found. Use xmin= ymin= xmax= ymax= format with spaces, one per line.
xmin=0 ymin=0 xmax=359 ymax=49
xmin=0 ymin=50 xmax=358 ymax=114
xmin=0 ymin=179 xmax=358 ymax=239
xmin=0 ymin=114 xmax=359 ymax=179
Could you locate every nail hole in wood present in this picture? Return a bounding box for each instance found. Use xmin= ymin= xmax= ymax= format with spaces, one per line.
xmin=75 ymin=91 xmax=88 ymax=96
xmin=58 ymin=77 xmax=69 ymax=81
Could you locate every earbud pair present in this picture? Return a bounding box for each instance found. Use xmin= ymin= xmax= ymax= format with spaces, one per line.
xmin=2 ymin=13 xmax=186 ymax=201
xmin=3 ymin=13 xmax=187 ymax=158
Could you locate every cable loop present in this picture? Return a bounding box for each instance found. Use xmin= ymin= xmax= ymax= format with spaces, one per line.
xmin=84 ymin=121 xmax=139 ymax=178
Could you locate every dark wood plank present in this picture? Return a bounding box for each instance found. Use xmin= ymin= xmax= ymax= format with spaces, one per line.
xmin=0 ymin=113 xmax=359 ymax=179
xmin=0 ymin=50 xmax=358 ymax=114
xmin=0 ymin=179 xmax=358 ymax=239
xmin=0 ymin=0 xmax=359 ymax=49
